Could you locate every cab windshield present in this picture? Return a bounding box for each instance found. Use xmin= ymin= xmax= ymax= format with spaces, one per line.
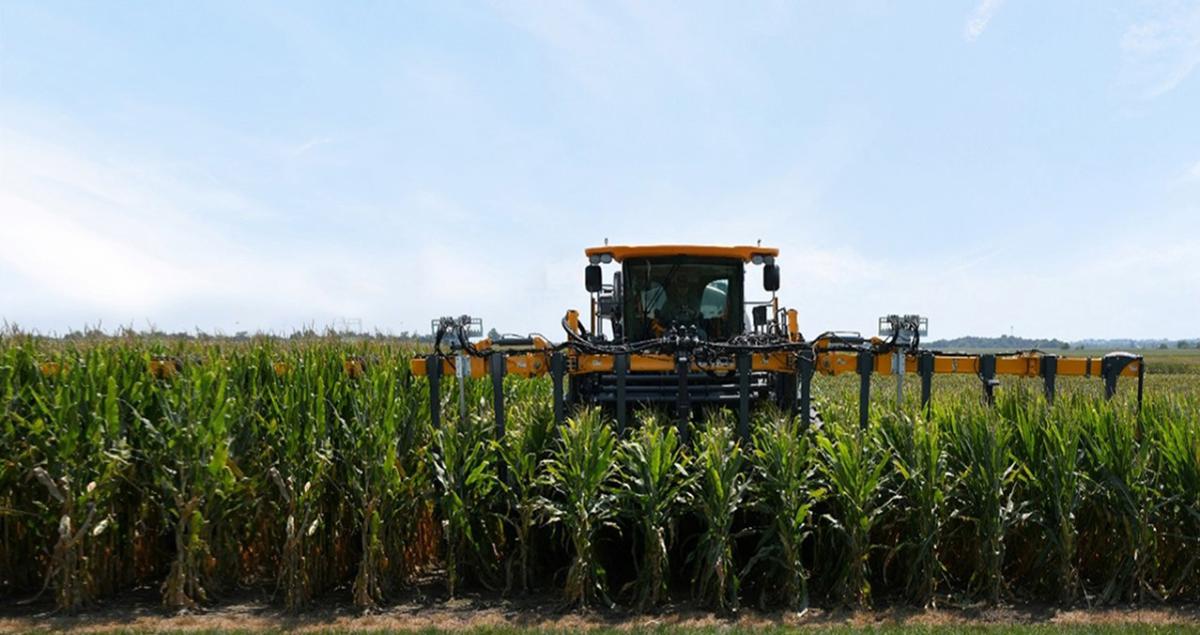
xmin=622 ymin=257 xmax=744 ymax=341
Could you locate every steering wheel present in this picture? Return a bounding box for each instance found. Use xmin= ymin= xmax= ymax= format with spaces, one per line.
xmin=674 ymin=306 xmax=701 ymax=323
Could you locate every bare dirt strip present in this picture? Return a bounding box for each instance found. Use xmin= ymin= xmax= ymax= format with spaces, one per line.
xmin=2 ymin=591 xmax=1199 ymax=633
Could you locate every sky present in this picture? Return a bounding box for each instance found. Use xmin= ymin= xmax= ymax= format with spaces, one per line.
xmin=1 ymin=1 xmax=1199 ymax=341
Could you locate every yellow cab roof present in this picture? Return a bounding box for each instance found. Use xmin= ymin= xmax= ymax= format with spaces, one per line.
xmin=584 ymin=244 xmax=779 ymax=263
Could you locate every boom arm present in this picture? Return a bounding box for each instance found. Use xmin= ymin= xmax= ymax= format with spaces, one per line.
xmin=411 ymin=341 xmax=1143 ymax=403
xmin=815 ymin=348 xmax=1142 ymax=395
xmin=410 ymin=314 xmax=1145 ymax=438
xmin=810 ymin=345 xmax=1143 ymax=429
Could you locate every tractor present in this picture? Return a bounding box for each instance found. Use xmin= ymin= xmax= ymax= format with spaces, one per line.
xmin=412 ymin=244 xmax=1144 ymax=440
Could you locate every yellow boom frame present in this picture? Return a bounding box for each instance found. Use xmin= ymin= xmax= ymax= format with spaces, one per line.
xmin=410 ymin=334 xmax=1142 ymax=382
xmin=410 ymin=243 xmax=1144 ymax=437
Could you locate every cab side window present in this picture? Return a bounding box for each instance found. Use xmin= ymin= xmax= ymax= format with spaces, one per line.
xmin=699 ymin=279 xmax=729 ymax=318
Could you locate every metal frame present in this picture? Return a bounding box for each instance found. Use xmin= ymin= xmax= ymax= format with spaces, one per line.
xmin=416 ymin=342 xmax=1145 ymax=442
xmin=415 ymin=247 xmax=1145 ymax=441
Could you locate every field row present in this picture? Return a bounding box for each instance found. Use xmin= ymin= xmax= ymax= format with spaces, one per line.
xmin=0 ymin=338 xmax=1197 ymax=612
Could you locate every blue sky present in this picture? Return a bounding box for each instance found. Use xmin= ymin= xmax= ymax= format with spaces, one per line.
xmin=2 ymin=1 xmax=1198 ymax=340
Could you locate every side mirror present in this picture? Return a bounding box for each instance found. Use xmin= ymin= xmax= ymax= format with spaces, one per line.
xmin=585 ymin=264 xmax=603 ymax=293
xmin=763 ymin=264 xmax=780 ymax=292
xmin=752 ymin=305 xmax=768 ymax=328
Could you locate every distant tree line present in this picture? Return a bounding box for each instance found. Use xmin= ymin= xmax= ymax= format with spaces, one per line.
xmin=923 ymin=335 xmax=1072 ymax=351
xmin=926 ymin=335 xmax=1200 ymax=351
xmin=1 ymin=324 xmax=434 ymax=344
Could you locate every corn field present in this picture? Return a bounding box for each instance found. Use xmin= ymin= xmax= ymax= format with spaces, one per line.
xmin=1 ymin=335 xmax=1198 ymax=613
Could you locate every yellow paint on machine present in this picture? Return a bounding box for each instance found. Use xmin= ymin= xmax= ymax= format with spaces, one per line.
xmin=584 ymin=244 xmax=778 ymax=262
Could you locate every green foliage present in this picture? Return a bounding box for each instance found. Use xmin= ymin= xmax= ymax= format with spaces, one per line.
xmin=816 ymin=414 xmax=888 ymax=607
xmin=1008 ymin=395 xmax=1082 ymax=603
xmin=539 ymin=407 xmax=620 ymax=608
xmin=1 ymin=335 xmax=1197 ymax=613
xmin=744 ymin=408 xmax=818 ymax=610
xmin=1077 ymin=399 xmax=1155 ymax=603
xmin=877 ymin=412 xmax=946 ymax=606
xmin=1142 ymin=395 xmax=1200 ymax=599
xmin=944 ymin=403 xmax=1015 ymax=604
xmin=690 ymin=411 xmax=748 ymax=612
xmin=432 ymin=412 xmax=503 ymax=597
xmin=498 ymin=383 xmax=554 ymax=594
xmin=154 ymin=366 xmax=237 ymax=608
xmin=0 ymin=337 xmax=441 ymax=611
xmin=617 ymin=411 xmax=691 ymax=610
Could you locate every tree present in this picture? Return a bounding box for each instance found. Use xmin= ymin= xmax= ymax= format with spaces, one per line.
xmin=1060 ymin=342 xmax=1071 ymax=350
xmin=1158 ymin=343 xmax=1169 ymax=350
xmin=1179 ymin=340 xmax=1190 ymax=349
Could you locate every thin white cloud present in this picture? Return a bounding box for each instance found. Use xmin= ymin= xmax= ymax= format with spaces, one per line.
xmin=0 ymin=123 xmax=586 ymax=338
xmin=1120 ymin=2 xmax=1200 ymax=99
xmin=1173 ymin=159 xmax=1200 ymax=185
xmin=2 ymin=123 xmax=1198 ymax=340
xmin=3 ymin=90 xmax=1199 ymax=340
xmin=286 ymin=136 xmax=335 ymax=158
xmin=964 ymin=0 xmax=1005 ymax=42
xmin=0 ymin=128 xmax=380 ymax=333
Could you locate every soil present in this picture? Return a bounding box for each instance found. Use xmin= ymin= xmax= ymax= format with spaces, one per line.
xmin=2 ymin=586 xmax=1198 ymax=632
